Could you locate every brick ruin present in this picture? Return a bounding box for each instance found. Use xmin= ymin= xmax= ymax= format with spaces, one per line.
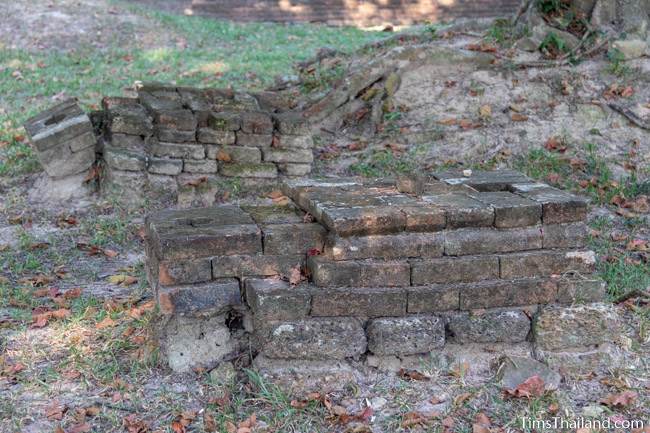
xmin=143 ymin=170 xmax=618 ymax=376
xmin=25 ymin=84 xmax=314 ymax=205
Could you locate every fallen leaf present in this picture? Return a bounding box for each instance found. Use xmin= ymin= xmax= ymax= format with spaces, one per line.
xmin=45 ymin=401 xmax=67 ymax=420
xmin=216 ymin=150 xmax=232 ymax=162
xmin=453 ymin=392 xmax=473 ymax=406
xmin=288 ymin=266 xmax=303 ymax=286
xmin=600 ymin=390 xmax=637 ymax=408
xmin=96 ymin=316 xmax=116 ymax=329
xmin=398 ymin=368 xmax=430 ymax=381
xmin=203 ymin=412 xmax=217 ymax=432
xmin=123 ymin=414 xmax=149 ymax=433
xmin=107 ymin=274 xmax=138 ymax=286
xmin=505 ymin=375 xmax=546 ymax=399
xmin=511 ymin=113 xmax=528 ymax=122
xmin=478 ymin=104 xmax=492 ymax=119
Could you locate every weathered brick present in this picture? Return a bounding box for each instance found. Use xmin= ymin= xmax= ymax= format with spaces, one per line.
xmin=237 ymin=132 xmax=273 ymax=147
xmin=499 ymin=250 xmax=596 ymax=279
xmin=556 ymin=278 xmax=607 ymax=304
xmin=105 ymin=101 xmax=153 ymax=136
xmin=277 ymin=163 xmax=312 ymax=176
xmin=310 ymin=287 xmax=406 ymax=317
xmin=534 ymin=304 xmax=619 ymax=351
xmin=67 ymin=131 xmax=96 ymax=152
xmin=273 ymin=112 xmax=310 ymax=135
xmin=158 ymin=278 xmax=241 ymax=316
xmin=411 ymin=256 xmax=498 ymax=285
xmin=510 ymin=183 xmax=588 ymax=224
xmin=274 ymin=134 xmax=313 ymax=149
xmin=326 ymin=232 xmax=444 ymax=260
xmin=308 ymin=257 xmax=411 ymax=287
xmin=24 ymin=100 xmax=94 ymax=151
xmin=262 ymin=223 xmax=327 ymax=255
xmin=407 ymin=286 xmax=459 ymax=315
xmin=422 ymin=193 xmax=494 ymax=228
xmin=157 ymin=127 xmax=196 ymax=143
xmin=319 ymin=206 xmax=407 ymax=236
xmin=157 ymin=258 xmax=212 ymax=286
xmin=367 ymin=316 xmax=445 ymax=356
xmin=152 ymin=141 xmax=205 ymax=159
xmin=400 ymin=205 xmax=446 ymax=232
xmin=444 ymin=227 xmax=542 ymax=256
xmin=262 ymin=148 xmax=313 ymax=164
xmin=139 ymin=91 xmax=182 ymax=112
xmin=261 ymin=318 xmax=367 ymax=359
xmin=208 ymin=145 xmax=261 ymax=163
xmin=111 ymin=133 xmax=146 ymax=152
xmin=104 ymin=147 xmax=146 ymax=171
xmin=241 ymin=111 xmax=274 ymax=134
xmin=197 ymin=128 xmax=236 ymax=145
xmin=208 ymin=112 xmax=241 ymax=131
xmin=448 ymin=310 xmax=530 ymax=343
xmin=220 ymin=162 xmax=278 ymax=178
xmin=212 ymin=254 xmax=303 ymax=278
xmin=36 ymin=140 xmax=96 ymax=178
xmin=147 ymin=157 xmax=183 ymax=176
xmin=245 ymin=278 xmax=311 ymax=321
xmin=280 ymin=178 xmax=363 ymax=202
xmin=542 ymin=222 xmax=589 ymax=248
xmin=459 ymin=278 xmax=558 ymax=309
xmin=154 ymin=109 xmax=197 ymax=131
xmin=474 ymin=192 xmax=542 ymax=227
xmin=183 ymin=159 xmax=218 ymax=174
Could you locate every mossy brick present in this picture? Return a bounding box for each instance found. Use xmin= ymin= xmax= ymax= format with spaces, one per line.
xmin=183 ymin=159 xmax=218 ymax=174
xmin=241 ymin=111 xmax=274 ymax=134
xmin=197 ymin=128 xmax=236 ymax=145
xmin=318 ymin=205 xmax=407 ymax=236
xmin=421 ymin=193 xmax=494 ymax=228
xmin=104 ymin=100 xmax=153 ymax=136
xmin=156 ymin=127 xmax=196 ymax=143
xmin=67 ymin=130 xmax=96 ymax=152
xmin=110 ymin=133 xmax=146 ymax=152
xmin=261 ymin=318 xmax=367 ymax=359
xmin=277 ymin=163 xmax=312 ymax=176
xmin=434 ymin=169 xmax=532 ymax=192
xmin=138 ymin=91 xmax=182 ymax=112
xmin=36 ymin=139 xmax=96 ymax=178
xmin=510 ymin=183 xmax=589 ymax=224
xmin=407 ymin=285 xmax=460 ymax=313
xmin=273 ymin=134 xmax=313 ymax=149
xmin=280 ymin=178 xmax=363 ymax=202
xmin=400 ymin=204 xmax=446 ymax=232
xmin=411 ymin=256 xmax=498 ymax=285
xmin=208 ymin=145 xmax=261 ymax=163
xmin=448 ymin=310 xmax=530 ymax=343
xmin=148 ymin=157 xmax=183 ymax=176
xmin=474 ymin=192 xmax=542 ymax=227
xmin=556 ymin=278 xmax=607 ymax=304
xmin=444 ymin=227 xmax=542 ymax=256
xmin=262 ymin=148 xmax=314 ymax=164
xmin=245 ymin=278 xmax=311 ymax=321
xmin=542 ymin=222 xmax=589 ymax=249
xmin=310 ymin=287 xmax=407 ymax=317
xmin=534 ymin=304 xmax=619 ymax=351
xmin=459 ymin=278 xmax=558 ymax=309
xmin=308 ymin=256 xmax=410 ymax=287
xmin=154 ymin=109 xmax=197 ymax=131
xmin=220 ymin=162 xmax=278 ymax=178
xmin=208 ymin=112 xmax=241 ymax=131
xmin=241 ymin=203 xmax=306 ymax=224
xmin=325 ymin=232 xmax=444 ymax=260
xmin=147 ymin=206 xmax=254 ymax=231
xmin=236 ymin=132 xmax=273 ymax=147
xmin=151 ymin=141 xmax=205 ymax=159
xmin=157 ymin=278 xmax=241 ymax=316
xmin=104 ymin=147 xmax=146 ymax=172
xmin=499 ymin=250 xmax=596 ymax=279
xmin=212 ymin=254 xmax=303 ymax=278
xmin=24 ymin=99 xmax=95 ymax=152
xmin=157 ymin=258 xmax=213 ymax=286
xmin=367 ymin=316 xmax=445 ymax=356
xmin=262 ymin=223 xmax=327 ymax=255
xmin=273 ymin=112 xmax=310 ymax=135
xmin=178 ymin=87 xmax=211 ymax=113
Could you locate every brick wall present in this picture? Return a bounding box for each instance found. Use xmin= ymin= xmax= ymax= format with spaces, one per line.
xmin=190 ymin=0 xmax=520 ymax=26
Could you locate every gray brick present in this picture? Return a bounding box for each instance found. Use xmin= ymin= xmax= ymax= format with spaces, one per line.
xmin=237 ymin=132 xmax=273 ymax=147
xmin=422 ymin=193 xmax=494 ymax=228
xmin=310 ymin=287 xmax=406 ymax=317
xmin=220 ymin=162 xmax=278 ymax=178
xmin=411 ymin=256 xmax=498 ymax=285
xmin=308 ymin=257 xmax=411 ymax=287
xmin=277 ymin=163 xmax=312 ymax=176
xmin=212 ymin=254 xmax=303 ymax=278
xmin=400 ymin=205 xmax=446 ymax=232
xmin=156 ymin=127 xmax=196 ymax=143
xmin=318 ymin=205 xmax=407 ymax=236
xmin=208 ymin=112 xmax=241 ymax=131
xmin=262 ymin=148 xmax=313 ymax=164
xmin=367 ymin=316 xmax=445 ymax=356
xmin=407 ymin=285 xmax=460 ymax=313
xmin=207 ymin=145 xmax=261 ymax=163
xmin=197 ymin=128 xmax=236 ymax=145
xmin=148 ymin=157 xmax=183 ymax=176
xmin=459 ymin=278 xmax=558 ymax=309
xmin=262 ymin=223 xmax=327 ymax=255
xmin=542 ymin=222 xmax=589 ymax=249
xmin=245 ymin=278 xmax=311 ymax=321
xmin=241 ymin=111 xmax=274 ymax=134
xmin=448 ymin=310 xmax=530 ymax=343
xmin=557 ymin=278 xmax=607 ymax=304
xmin=104 ymin=147 xmax=146 ymax=172
xmin=183 ymin=159 xmax=218 ymax=173
xmin=499 ymin=250 xmax=596 ymax=279
xmin=444 ymin=227 xmax=542 ymax=256
xmin=152 ymin=141 xmax=205 ymax=159
xmin=157 ymin=257 xmax=212 ymax=286
xmin=325 ymin=232 xmax=444 ymax=260
xmin=510 ymin=183 xmax=589 ymax=224
xmin=158 ymin=278 xmax=240 ymax=316
xmin=273 ymin=112 xmax=310 ymax=135
xmin=274 ymin=134 xmax=313 ymax=149
xmin=154 ymin=109 xmax=197 ymax=131
xmin=474 ymin=192 xmax=542 ymax=227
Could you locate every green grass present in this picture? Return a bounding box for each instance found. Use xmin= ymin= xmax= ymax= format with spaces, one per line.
xmin=0 ymin=0 xmax=391 ymax=177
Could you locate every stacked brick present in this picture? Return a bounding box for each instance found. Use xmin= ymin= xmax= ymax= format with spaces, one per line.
xmin=100 ymin=83 xmax=313 ymax=203
xmin=144 ymin=170 xmax=609 ymax=373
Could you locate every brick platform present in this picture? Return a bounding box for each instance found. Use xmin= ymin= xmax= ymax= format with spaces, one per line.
xmin=144 ymin=170 xmax=613 ymax=374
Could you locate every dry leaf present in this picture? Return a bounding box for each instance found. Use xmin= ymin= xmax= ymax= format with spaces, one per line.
xmin=96 ymin=316 xmax=116 ymax=329
xmin=505 ymin=375 xmax=546 ymax=399
xmin=479 ymin=104 xmax=492 ymax=119
xmin=288 ymin=266 xmax=302 ymax=286
xmin=397 ymin=368 xmax=430 ymax=381
xmin=600 ymin=390 xmax=637 ymax=408
xmin=107 ymin=274 xmax=138 ymax=286
xmin=216 ymin=150 xmax=232 ymax=162
xmin=511 ymin=113 xmax=528 ymax=122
